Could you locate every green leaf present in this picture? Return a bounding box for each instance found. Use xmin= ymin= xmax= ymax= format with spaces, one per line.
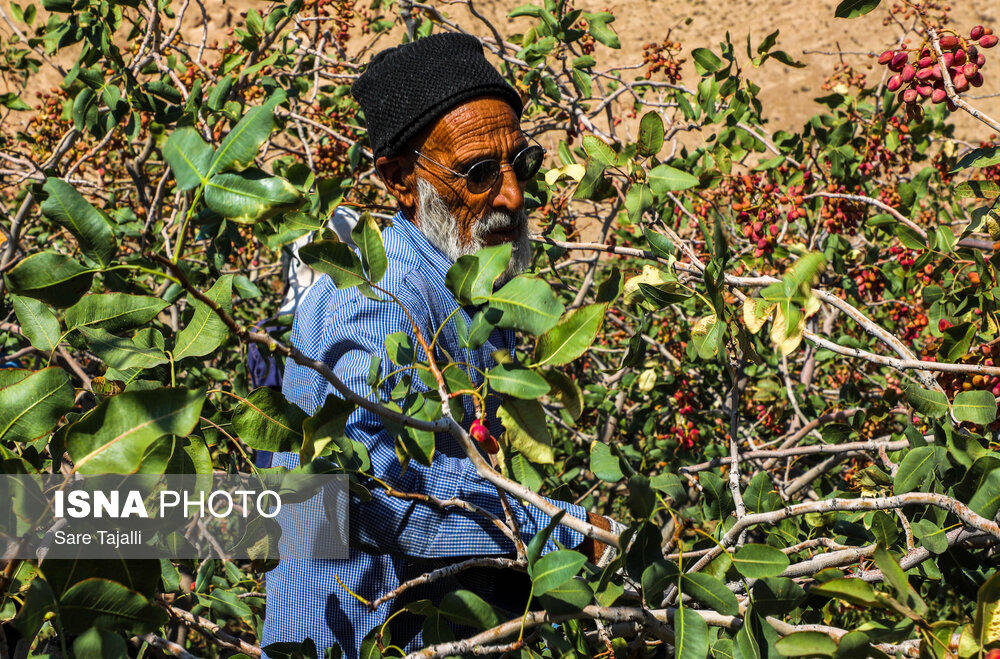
xmin=487 ymin=276 xmax=565 ymax=335
xmin=643 ymin=229 xmax=675 ymax=259
xmin=40 ymin=178 xmax=117 ymax=268
xmin=527 ymin=509 xmax=565 ymax=566
xmin=787 ymin=252 xmax=826 ymax=289
xmin=833 ymin=0 xmax=882 ymax=18
xmin=65 ymin=294 xmax=169 ymax=333
xmin=894 ymin=446 xmax=935 ymax=494
xmin=79 ymin=327 xmax=169 ymax=370
xmin=641 ymin=560 xmax=679 ymax=604
xmin=967 ymin=463 xmax=1000 ymax=519
xmin=498 ymin=398 xmax=553 ymax=464
xmin=543 ymin=370 xmax=583 ymax=420
xmin=72 ymin=88 xmax=97 ymax=131
xmin=13 ymin=576 xmax=57 ymax=640
xmin=582 ymin=135 xmax=618 ymax=167
xmin=350 ymin=212 xmax=387 ymax=284
xmin=208 ymin=90 xmax=285 ymax=175
xmin=952 ymin=146 xmax=1000 ymax=172
xmin=732 ymin=544 xmax=790 ymax=579
xmin=638 ymin=282 xmax=692 ymax=307
xmin=4 ymin=251 xmax=95 ymax=307
xmin=529 ymin=549 xmax=586 ymax=596
xmin=299 ymin=240 xmax=371 ymax=292
xmin=873 ymin=545 xmax=908 ymax=599
xmin=691 ymin=48 xmax=723 ymax=74
xmin=58 ymin=579 xmax=167 ymax=634
xmin=203 ymin=588 xmax=252 ymax=619
xmin=508 ymin=4 xmax=543 ymax=18
xmin=810 ymin=578 xmax=880 ymax=606
xmin=384 ymin=332 xmax=415 ymax=365
xmin=681 ymin=573 xmax=739 ymax=616
xmin=636 ymin=111 xmax=664 ymax=157
xmin=11 ymin=295 xmax=61 ymax=352
xmin=438 ymin=590 xmax=501 ymax=630
xmin=301 ymin=394 xmax=356 ymax=466
xmin=952 ymin=390 xmax=997 ymax=425
xmin=204 ymin=169 xmax=304 ymax=224
xmin=895 ymin=223 xmax=925 ymax=250
xmin=648 ymin=164 xmax=699 ymax=195
xmin=583 ymin=11 xmax=620 ymax=49
xmin=744 ymin=472 xmax=777 ymax=513
xmin=66 ymin=388 xmax=205 ymax=474
xmin=72 ymin=628 xmax=127 ymax=657
xmin=536 ymin=577 xmax=592 ymax=613
xmin=421 ymin=612 xmax=454 ymax=645
xmin=752 ymin=578 xmax=806 ymax=617
xmin=486 ymin=363 xmax=551 ymax=399
xmin=774 ymin=631 xmax=837 ymax=656
xmin=590 ymin=441 xmax=624 ymax=481
xmin=975 ymin=571 xmax=1000 ymax=650
xmin=232 ymin=387 xmax=308 ymax=452
xmin=207 ymin=75 xmax=234 ymax=111
xmin=625 ymin=183 xmax=653 ymax=222
xmin=674 ymin=606 xmax=709 ymax=659
xmin=173 ymin=275 xmax=233 ymax=361
xmin=0 ymin=367 xmax=74 ymax=442
xmin=445 ymin=243 xmax=512 ymax=305
xmin=42 ymin=558 xmax=160 ymax=600
xmin=903 ymin=384 xmax=949 ymax=418
xmin=162 ymin=126 xmax=214 ymax=190
xmin=691 ymin=314 xmax=724 ymax=360
xmin=954 ymin=180 xmax=1000 ymax=199
xmin=533 ymin=303 xmax=606 ymax=367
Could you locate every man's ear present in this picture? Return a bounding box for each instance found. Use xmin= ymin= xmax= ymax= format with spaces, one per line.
xmin=376 ymin=154 xmax=418 ymax=214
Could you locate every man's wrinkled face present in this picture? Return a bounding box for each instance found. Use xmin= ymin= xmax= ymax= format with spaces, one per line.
xmin=410 ymin=97 xmax=533 ymax=280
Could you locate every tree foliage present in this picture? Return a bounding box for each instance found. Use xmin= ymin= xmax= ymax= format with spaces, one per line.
xmin=3 ymin=0 xmax=1000 ymax=656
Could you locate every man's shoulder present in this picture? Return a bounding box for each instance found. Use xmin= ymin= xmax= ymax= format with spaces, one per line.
xmin=292 ymin=256 xmax=448 ymax=354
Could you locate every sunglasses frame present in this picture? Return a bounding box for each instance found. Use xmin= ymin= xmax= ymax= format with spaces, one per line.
xmin=410 ymin=135 xmax=545 ymax=194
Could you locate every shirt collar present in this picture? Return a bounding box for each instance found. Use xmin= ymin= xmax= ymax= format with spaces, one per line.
xmin=387 ymin=210 xmax=456 ymax=284
xmin=387 ymin=211 xmax=518 ymax=357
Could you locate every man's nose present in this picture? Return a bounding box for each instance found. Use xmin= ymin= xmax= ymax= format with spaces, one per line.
xmin=490 ymin=165 xmax=524 ymax=214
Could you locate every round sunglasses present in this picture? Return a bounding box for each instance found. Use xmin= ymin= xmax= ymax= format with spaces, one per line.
xmin=411 ymin=140 xmax=545 ymax=194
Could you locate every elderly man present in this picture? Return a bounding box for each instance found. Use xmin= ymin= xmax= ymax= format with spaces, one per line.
xmin=263 ymin=32 xmax=616 ymax=658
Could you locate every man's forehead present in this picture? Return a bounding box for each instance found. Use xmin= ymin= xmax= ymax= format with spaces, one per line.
xmin=425 ymin=97 xmax=523 ymax=153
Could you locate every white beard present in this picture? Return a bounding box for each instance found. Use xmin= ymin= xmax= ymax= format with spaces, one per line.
xmin=415 ymin=177 xmax=531 ymax=285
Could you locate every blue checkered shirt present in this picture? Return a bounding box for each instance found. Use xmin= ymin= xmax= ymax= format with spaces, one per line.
xmin=262 ymin=212 xmax=587 ymax=658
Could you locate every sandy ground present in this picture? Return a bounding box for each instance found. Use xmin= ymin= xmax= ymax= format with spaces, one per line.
xmin=3 ymin=0 xmax=1000 ymax=140
xmin=458 ymin=0 xmax=1000 ymax=141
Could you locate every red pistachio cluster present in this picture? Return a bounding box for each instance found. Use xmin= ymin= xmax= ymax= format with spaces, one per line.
xmin=669 ymin=386 xmax=700 ymax=450
xmin=641 ymin=36 xmax=685 ymax=82
xmin=879 ymin=25 xmax=996 ymax=118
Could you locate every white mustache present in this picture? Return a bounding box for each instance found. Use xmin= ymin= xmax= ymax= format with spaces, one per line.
xmin=472 ymin=210 xmax=526 ymax=241
xmin=415 ymin=177 xmax=531 ymax=283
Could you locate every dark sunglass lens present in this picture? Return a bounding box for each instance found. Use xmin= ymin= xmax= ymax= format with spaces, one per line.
xmin=464 ymin=160 xmax=501 ymax=191
xmin=512 ymin=146 xmax=544 ymax=181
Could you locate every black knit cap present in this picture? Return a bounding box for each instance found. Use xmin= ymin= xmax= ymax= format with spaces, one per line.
xmin=351 ymin=33 xmax=523 ymax=159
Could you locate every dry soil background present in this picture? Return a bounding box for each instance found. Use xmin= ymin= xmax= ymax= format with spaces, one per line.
xmin=4 ymin=0 xmax=1000 ymax=141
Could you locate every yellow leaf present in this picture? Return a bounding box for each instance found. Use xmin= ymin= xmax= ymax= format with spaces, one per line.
xmin=986 ymin=210 xmax=1000 ymax=240
xmin=692 ymin=314 xmax=718 ymax=337
xmin=544 ymin=164 xmax=586 ymax=186
xmin=637 ymin=368 xmax=657 ymax=392
xmin=804 ymin=293 xmax=821 ymax=318
xmin=623 ymin=264 xmax=674 ymax=306
xmin=770 ymin=307 xmax=804 ymax=356
xmin=742 ymin=297 xmax=774 ymax=334
xmin=563 ymin=163 xmax=585 ymax=181
xmin=987 ymin=600 xmax=1000 ymax=645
